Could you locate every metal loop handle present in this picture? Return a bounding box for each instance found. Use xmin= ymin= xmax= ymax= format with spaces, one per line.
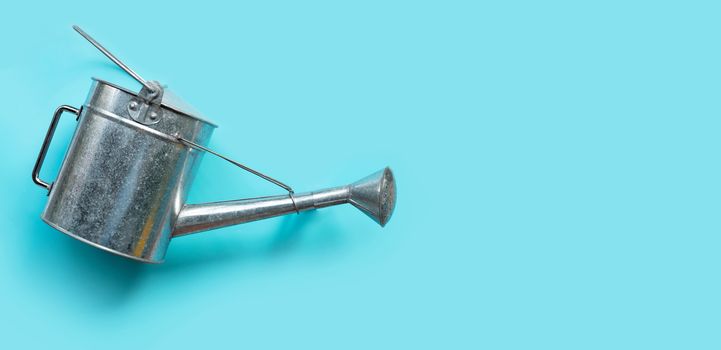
xmin=32 ymin=105 xmax=81 ymax=191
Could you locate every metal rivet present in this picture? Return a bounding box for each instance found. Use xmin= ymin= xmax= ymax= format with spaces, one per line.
xmin=129 ymin=101 xmax=138 ymax=110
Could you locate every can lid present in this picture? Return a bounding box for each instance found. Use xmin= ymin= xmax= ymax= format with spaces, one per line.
xmin=160 ymin=88 xmax=215 ymax=125
xmin=91 ymin=78 xmax=217 ymax=127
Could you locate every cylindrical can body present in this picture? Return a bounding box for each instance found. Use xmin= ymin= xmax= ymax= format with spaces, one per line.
xmin=42 ymin=79 xmax=216 ymax=262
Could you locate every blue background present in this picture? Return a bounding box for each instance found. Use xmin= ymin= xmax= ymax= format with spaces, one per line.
xmin=1 ymin=1 xmax=719 ymax=348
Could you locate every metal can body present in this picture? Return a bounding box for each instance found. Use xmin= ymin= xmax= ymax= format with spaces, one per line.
xmin=41 ymin=79 xmax=215 ymax=263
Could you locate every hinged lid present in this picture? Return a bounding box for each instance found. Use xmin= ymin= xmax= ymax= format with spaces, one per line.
xmin=73 ymin=25 xmax=215 ymax=126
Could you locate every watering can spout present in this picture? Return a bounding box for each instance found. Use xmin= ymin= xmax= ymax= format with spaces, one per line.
xmin=172 ymin=167 xmax=397 ymax=237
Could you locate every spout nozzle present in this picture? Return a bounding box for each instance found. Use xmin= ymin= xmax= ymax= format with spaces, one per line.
xmin=348 ymin=167 xmax=397 ymax=227
xmin=172 ymin=167 xmax=397 ymax=237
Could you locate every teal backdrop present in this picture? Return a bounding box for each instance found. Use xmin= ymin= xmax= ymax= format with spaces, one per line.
xmin=1 ymin=1 xmax=719 ymax=349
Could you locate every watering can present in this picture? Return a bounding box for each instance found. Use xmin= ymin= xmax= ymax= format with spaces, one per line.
xmin=31 ymin=26 xmax=396 ymax=263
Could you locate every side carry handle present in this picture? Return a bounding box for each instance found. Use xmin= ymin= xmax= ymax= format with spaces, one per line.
xmin=32 ymin=105 xmax=80 ymax=192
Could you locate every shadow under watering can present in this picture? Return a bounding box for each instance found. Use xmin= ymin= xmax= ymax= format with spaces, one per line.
xmin=31 ymin=26 xmax=397 ymax=264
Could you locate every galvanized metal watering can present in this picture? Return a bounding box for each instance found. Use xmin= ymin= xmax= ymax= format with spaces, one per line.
xmin=31 ymin=26 xmax=396 ymax=263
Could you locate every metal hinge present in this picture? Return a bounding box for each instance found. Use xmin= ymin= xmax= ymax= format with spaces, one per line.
xmin=127 ymin=80 xmax=164 ymax=125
